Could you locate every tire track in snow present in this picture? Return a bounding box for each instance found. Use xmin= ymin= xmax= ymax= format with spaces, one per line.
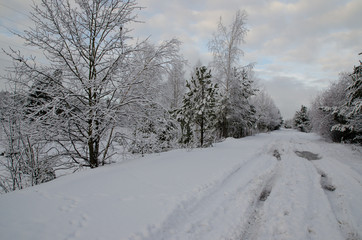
xmin=251 ymin=135 xmax=345 ymax=240
xmin=138 ymin=150 xmax=279 ymax=240
xmin=292 ymin=139 xmax=362 ymax=240
xmin=287 ymin=132 xmax=362 ymax=240
xmin=239 ymin=163 xmax=280 ymax=240
xmin=310 ymin=159 xmax=362 ymax=240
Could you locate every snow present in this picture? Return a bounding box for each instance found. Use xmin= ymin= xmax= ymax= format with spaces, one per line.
xmin=0 ymin=129 xmax=361 ymax=240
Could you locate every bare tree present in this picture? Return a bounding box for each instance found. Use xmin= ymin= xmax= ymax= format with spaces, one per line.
xmin=161 ymin=61 xmax=186 ymax=110
xmin=251 ymin=90 xmax=282 ymax=132
xmin=4 ymin=0 xmax=181 ymax=168
xmin=208 ymin=9 xmax=248 ymax=94
xmin=0 ymin=91 xmax=56 ymax=193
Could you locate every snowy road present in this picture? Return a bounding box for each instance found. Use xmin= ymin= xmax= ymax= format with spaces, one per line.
xmin=0 ymin=129 xmax=361 ymax=240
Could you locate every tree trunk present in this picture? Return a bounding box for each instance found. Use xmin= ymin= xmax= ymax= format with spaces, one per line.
xmin=88 ymin=138 xmax=99 ymax=168
xmin=200 ymin=115 xmax=204 ymax=147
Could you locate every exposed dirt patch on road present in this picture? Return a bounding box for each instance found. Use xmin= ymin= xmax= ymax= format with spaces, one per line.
xmin=295 ymin=150 xmax=321 ymax=160
xmin=273 ymin=149 xmax=281 ymax=161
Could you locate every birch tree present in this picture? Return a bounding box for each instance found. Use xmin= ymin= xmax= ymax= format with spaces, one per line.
xmin=4 ymin=0 xmax=181 ymax=168
xmin=161 ymin=61 xmax=186 ymax=110
xmin=208 ymin=10 xmax=248 ymax=94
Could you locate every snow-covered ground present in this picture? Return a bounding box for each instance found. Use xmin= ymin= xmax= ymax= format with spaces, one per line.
xmin=0 ymin=129 xmax=361 ymax=240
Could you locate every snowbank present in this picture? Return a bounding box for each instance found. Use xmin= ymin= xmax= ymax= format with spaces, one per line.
xmin=0 ymin=129 xmax=361 ymax=240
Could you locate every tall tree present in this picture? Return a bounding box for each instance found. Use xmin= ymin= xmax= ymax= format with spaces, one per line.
xmin=5 ymin=0 xmax=181 ymax=168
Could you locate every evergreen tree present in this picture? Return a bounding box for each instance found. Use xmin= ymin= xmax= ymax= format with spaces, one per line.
xmin=26 ymin=69 xmax=64 ymax=120
xmin=328 ymin=57 xmax=362 ymax=143
xmin=293 ymin=105 xmax=311 ymax=132
xmin=217 ymin=66 xmax=257 ymax=138
xmin=175 ymin=66 xmax=219 ymax=147
xmin=345 ymin=56 xmax=362 ymax=142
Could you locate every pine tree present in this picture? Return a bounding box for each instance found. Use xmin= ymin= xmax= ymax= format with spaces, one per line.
xmin=294 ymin=105 xmax=311 ymax=132
xmin=175 ymin=66 xmax=219 ymax=147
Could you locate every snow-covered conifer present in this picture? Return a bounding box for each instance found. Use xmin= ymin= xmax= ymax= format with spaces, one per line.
xmin=293 ymin=105 xmax=311 ymax=132
xmin=175 ymin=66 xmax=219 ymax=147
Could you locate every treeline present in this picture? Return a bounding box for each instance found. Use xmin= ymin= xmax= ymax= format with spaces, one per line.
xmin=291 ymin=56 xmax=361 ymax=143
xmin=0 ymin=0 xmax=282 ymax=193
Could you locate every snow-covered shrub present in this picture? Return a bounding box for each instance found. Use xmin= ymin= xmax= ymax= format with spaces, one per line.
xmin=129 ymin=117 xmax=179 ymax=156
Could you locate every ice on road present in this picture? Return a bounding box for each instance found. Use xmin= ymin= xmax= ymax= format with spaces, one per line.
xmin=0 ymin=129 xmax=361 ymax=240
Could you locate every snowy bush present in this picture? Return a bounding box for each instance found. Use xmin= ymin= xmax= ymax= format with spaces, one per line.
xmin=129 ymin=117 xmax=179 ymax=155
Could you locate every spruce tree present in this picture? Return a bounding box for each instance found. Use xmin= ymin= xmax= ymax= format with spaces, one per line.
xmin=346 ymin=57 xmax=362 ymax=142
xmin=294 ymin=105 xmax=311 ymax=132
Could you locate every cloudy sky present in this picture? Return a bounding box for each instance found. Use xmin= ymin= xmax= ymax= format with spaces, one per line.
xmin=0 ymin=0 xmax=361 ymax=119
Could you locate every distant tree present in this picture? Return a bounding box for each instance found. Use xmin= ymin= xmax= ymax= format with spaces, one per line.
xmin=293 ymin=105 xmax=311 ymax=132
xmin=175 ymin=67 xmax=219 ymax=147
xmin=284 ymin=119 xmax=293 ymax=129
xmin=25 ymin=69 xmax=65 ymax=120
xmin=251 ymin=89 xmax=283 ymax=132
